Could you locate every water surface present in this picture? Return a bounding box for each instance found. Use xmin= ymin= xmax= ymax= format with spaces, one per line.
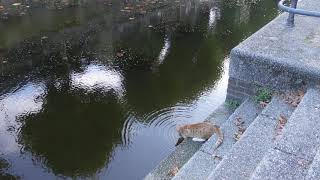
xmin=0 ymin=0 xmax=279 ymax=179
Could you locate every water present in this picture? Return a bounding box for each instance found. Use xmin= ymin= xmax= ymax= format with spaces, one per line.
xmin=0 ymin=0 xmax=279 ymax=179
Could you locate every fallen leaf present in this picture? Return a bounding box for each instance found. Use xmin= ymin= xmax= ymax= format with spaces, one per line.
xmin=168 ymin=166 xmax=179 ymax=177
xmin=279 ymin=115 xmax=287 ymax=124
xmin=234 ymin=117 xmax=245 ymax=141
xmin=234 ymin=132 xmax=242 ymax=141
xmin=116 ymin=52 xmax=124 ymax=58
xmin=279 ymin=90 xmax=305 ymax=107
xmin=274 ymin=114 xmax=288 ymax=140
xmin=12 ymin=3 xmax=21 ymax=6
xmin=213 ymin=155 xmax=222 ymax=160
xmin=234 ymin=117 xmax=243 ymax=126
xmin=120 ymin=9 xmax=131 ymax=12
xmin=41 ymin=36 xmax=48 ymax=40
xmin=238 ymin=126 xmax=246 ymax=133
xmin=124 ymin=6 xmax=134 ymax=10
xmin=259 ymin=101 xmax=268 ymax=108
xmin=297 ymin=159 xmax=308 ymax=167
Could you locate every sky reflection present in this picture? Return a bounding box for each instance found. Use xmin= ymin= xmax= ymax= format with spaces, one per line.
xmin=0 ymin=82 xmax=46 ymax=154
xmin=71 ymin=64 xmax=124 ymax=96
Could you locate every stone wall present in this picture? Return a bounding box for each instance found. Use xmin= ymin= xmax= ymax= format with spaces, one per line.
xmin=225 ymin=0 xmax=320 ymax=101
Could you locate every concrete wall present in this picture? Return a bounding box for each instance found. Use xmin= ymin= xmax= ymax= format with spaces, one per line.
xmin=226 ymin=0 xmax=320 ymax=101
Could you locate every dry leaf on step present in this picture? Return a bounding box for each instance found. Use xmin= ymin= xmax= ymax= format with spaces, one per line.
xmin=274 ymin=114 xmax=288 ymax=140
xmin=168 ymin=166 xmax=179 ymax=177
xmin=259 ymin=101 xmax=268 ymax=108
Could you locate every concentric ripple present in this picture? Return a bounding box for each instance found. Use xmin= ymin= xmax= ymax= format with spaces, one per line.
xmin=121 ymin=104 xmax=194 ymax=146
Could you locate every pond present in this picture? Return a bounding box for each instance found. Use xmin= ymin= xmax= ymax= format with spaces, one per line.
xmin=0 ymin=0 xmax=279 ymax=179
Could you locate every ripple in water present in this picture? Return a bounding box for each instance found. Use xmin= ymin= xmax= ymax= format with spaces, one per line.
xmin=121 ymin=104 xmax=194 ymax=147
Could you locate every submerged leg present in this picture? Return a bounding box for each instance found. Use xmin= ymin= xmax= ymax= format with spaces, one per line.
xmin=175 ymin=137 xmax=184 ymax=146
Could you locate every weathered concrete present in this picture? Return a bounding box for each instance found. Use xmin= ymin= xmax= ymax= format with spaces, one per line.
xmin=250 ymin=88 xmax=320 ymax=180
xmin=229 ymin=0 xmax=320 ymax=95
xmin=306 ymin=148 xmax=320 ymax=180
xmin=144 ymin=139 xmax=202 ymax=180
xmin=172 ymin=99 xmax=262 ymax=180
xmin=208 ymin=97 xmax=295 ymax=180
xmin=144 ymin=103 xmax=234 ymax=180
xmin=172 ymin=151 xmax=216 ymax=180
xmin=251 ymin=148 xmax=311 ymax=180
xmin=201 ymin=98 xmax=262 ymax=155
xmin=274 ymin=88 xmax=320 ymax=161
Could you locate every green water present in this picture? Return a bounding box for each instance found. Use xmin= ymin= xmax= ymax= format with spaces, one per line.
xmin=0 ymin=0 xmax=279 ymax=179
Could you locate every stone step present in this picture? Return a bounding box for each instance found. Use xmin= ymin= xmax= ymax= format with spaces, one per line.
xmin=172 ymin=98 xmax=263 ymax=180
xmin=306 ymin=148 xmax=320 ymax=180
xmin=207 ymin=97 xmax=295 ymax=180
xmin=250 ymin=88 xmax=320 ymax=180
xmin=144 ymin=103 xmax=235 ymax=180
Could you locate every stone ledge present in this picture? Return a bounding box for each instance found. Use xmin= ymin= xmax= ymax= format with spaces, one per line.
xmin=250 ymin=148 xmax=311 ymax=180
xmin=229 ymin=0 xmax=320 ymax=89
xmin=208 ymin=97 xmax=295 ymax=180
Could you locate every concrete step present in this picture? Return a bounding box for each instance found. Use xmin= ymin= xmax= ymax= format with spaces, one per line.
xmin=207 ymin=97 xmax=295 ymax=180
xmin=172 ymin=98 xmax=263 ymax=180
xmin=250 ymin=88 xmax=320 ymax=180
xmin=144 ymin=103 xmax=235 ymax=180
xmin=306 ymin=148 xmax=320 ymax=180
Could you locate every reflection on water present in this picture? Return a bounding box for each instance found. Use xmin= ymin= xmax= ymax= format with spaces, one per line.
xmin=0 ymin=0 xmax=279 ymax=179
xmin=157 ymin=36 xmax=170 ymax=65
xmin=71 ymin=64 xmax=124 ymax=96
xmin=208 ymin=7 xmax=220 ymax=29
xmin=0 ymin=82 xmax=45 ymax=154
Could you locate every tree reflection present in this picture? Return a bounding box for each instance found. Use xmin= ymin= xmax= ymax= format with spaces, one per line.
xmin=17 ymin=80 xmax=125 ymax=177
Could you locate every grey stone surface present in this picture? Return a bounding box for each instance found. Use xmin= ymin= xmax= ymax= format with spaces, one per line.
xmin=201 ymin=98 xmax=262 ymax=155
xmin=226 ymin=77 xmax=257 ymax=102
xmin=229 ymin=0 xmax=320 ymax=89
xmin=251 ymin=88 xmax=320 ymax=180
xmin=171 ymin=99 xmax=262 ymax=180
xmin=144 ymin=103 xmax=234 ymax=180
xmin=172 ymin=151 xmax=217 ymax=180
xmin=207 ymin=97 xmax=295 ymax=180
xmin=204 ymin=104 xmax=235 ymax=125
xmin=306 ymin=148 xmax=320 ymax=180
xmin=274 ymin=88 xmax=320 ymax=161
xmin=250 ymin=148 xmax=311 ymax=180
xmin=260 ymin=96 xmax=295 ymax=120
xmin=144 ymin=139 xmax=202 ymax=180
